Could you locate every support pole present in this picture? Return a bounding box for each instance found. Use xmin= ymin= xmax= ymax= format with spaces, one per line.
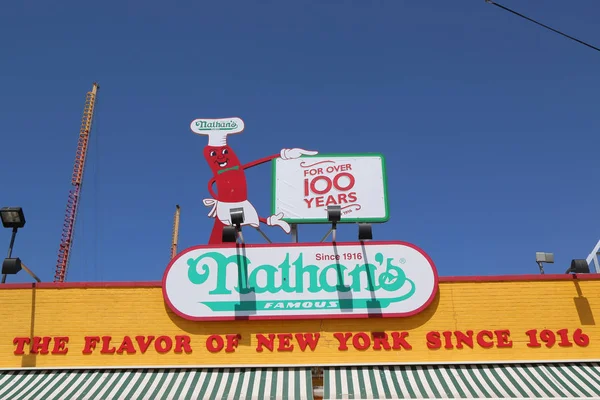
xmin=2 ymin=227 xmax=18 ymax=284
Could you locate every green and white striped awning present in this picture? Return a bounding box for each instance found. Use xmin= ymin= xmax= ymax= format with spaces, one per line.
xmin=0 ymin=367 xmax=313 ymax=400
xmin=324 ymin=363 xmax=600 ymax=399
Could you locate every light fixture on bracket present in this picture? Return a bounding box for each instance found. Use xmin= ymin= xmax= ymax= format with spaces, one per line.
xmin=326 ymin=205 xmax=341 ymax=242
xmin=566 ymin=259 xmax=590 ymax=274
xmin=222 ymin=207 xmax=245 ymax=244
xmin=535 ymin=252 xmax=554 ymax=275
xmin=358 ymin=223 xmax=373 ymax=241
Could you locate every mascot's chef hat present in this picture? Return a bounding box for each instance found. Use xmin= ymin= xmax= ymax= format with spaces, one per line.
xmin=190 ymin=117 xmax=245 ymax=147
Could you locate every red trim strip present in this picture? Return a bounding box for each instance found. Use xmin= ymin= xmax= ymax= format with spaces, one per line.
xmin=1 ymin=274 xmax=598 ymax=290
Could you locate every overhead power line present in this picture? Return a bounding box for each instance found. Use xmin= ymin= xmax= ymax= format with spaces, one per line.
xmin=485 ymin=0 xmax=600 ymax=53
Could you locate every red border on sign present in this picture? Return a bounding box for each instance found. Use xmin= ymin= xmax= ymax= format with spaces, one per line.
xmin=160 ymin=241 xmax=439 ymax=321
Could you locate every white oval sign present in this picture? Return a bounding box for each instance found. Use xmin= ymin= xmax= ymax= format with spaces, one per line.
xmin=162 ymin=241 xmax=438 ymax=321
xmin=190 ymin=117 xmax=245 ymax=136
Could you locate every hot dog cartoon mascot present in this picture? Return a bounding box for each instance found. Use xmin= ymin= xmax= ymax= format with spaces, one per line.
xmin=191 ymin=117 xmax=317 ymax=244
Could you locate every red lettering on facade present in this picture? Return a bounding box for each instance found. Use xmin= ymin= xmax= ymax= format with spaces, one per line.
xmin=175 ymin=335 xmax=193 ymax=353
xmin=391 ymin=332 xmax=412 ymax=350
xmin=135 ymin=336 xmax=155 ymax=353
xmin=476 ymin=330 xmax=494 ymax=348
xmin=333 ymin=332 xmax=353 ymax=351
xmin=82 ymin=336 xmax=100 ymax=354
xmin=225 ymin=334 xmax=240 ymax=353
xmin=277 ymin=334 xmax=294 ymax=352
xmin=31 ymin=337 xmax=51 ymax=355
xmin=155 ymin=336 xmax=173 ymax=353
xmin=256 ymin=334 xmax=275 ymax=352
xmin=454 ymin=331 xmax=474 ymax=349
xmin=13 ymin=337 xmax=30 ymax=355
xmin=372 ymin=332 xmax=391 ymax=351
xmin=51 ymin=337 xmax=69 ymax=355
xmin=117 ymin=336 xmax=136 ymax=354
xmin=426 ymin=331 xmax=441 ymax=349
xmin=494 ymin=330 xmax=513 ymax=348
xmin=101 ymin=336 xmax=116 ymax=354
xmin=352 ymin=332 xmax=371 ymax=350
xmin=295 ymin=333 xmax=320 ymax=351
xmin=206 ymin=335 xmax=224 ymax=353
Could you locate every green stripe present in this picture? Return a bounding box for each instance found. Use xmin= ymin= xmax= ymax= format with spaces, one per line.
xmin=558 ymin=364 xmax=596 ymax=397
xmin=400 ymin=367 xmax=417 ymax=398
xmin=422 ymin=366 xmax=442 ymax=398
xmin=534 ymin=364 xmax=569 ymax=397
xmin=297 ymin=369 xmax=305 ymax=400
xmin=160 ymin=369 xmax=183 ymax=400
xmin=366 ymin=367 xmax=380 ymax=399
xmin=465 ymin=365 xmax=491 ymax=397
xmin=0 ymin=370 xmax=31 ymax=398
xmin=521 ymin=364 xmax=558 ymax=397
xmin=65 ymin=370 xmax=102 ymax=400
xmin=51 ymin=370 xmax=88 ymax=399
xmin=197 ymin=369 xmax=217 ymax=399
xmin=256 ymin=369 xmax=268 ymax=398
xmin=110 ymin=369 xmax=139 ymax=398
xmin=442 ymin=366 xmax=467 ymax=398
xmin=376 ymin=367 xmax=392 ymax=399
xmin=244 ymin=369 xmax=257 ymax=400
xmin=507 ymin=365 xmax=543 ymax=397
xmin=494 ymin=365 xmax=524 ymax=397
xmin=345 ymin=367 xmax=354 ymax=398
xmin=356 ymin=367 xmax=367 ymax=398
xmin=29 ymin=371 xmax=68 ymax=399
xmin=410 ymin=366 xmax=429 ymax=398
xmin=282 ymin=368 xmax=290 ymax=400
xmin=88 ymin=369 xmax=124 ymax=399
xmin=453 ymin=366 xmax=479 ymax=398
xmin=269 ymin=369 xmax=279 ymax=399
xmin=170 ymin=370 xmax=193 ymax=400
xmin=232 ymin=369 xmax=247 ymax=400
xmin=221 ymin=368 xmax=236 ymax=399
xmin=305 ymin=367 xmax=314 ymax=400
xmin=485 ymin=365 xmax=515 ymax=397
xmin=9 ymin=370 xmax=50 ymax=399
xmin=138 ymin=369 xmax=162 ymax=399
xmin=389 ymin=366 xmax=405 ymax=398
xmin=545 ymin=364 xmax=585 ymax=397
xmin=574 ymin=364 xmax=600 ymax=393
xmin=432 ymin=366 xmax=454 ymax=398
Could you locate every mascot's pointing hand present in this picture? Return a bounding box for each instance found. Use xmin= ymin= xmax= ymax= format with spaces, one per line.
xmin=267 ymin=212 xmax=291 ymax=233
xmin=280 ymin=148 xmax=319 ymax=160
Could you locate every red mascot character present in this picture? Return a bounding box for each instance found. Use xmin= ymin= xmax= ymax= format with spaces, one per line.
xmin=191 ymin=117 xmax=317 ymax=244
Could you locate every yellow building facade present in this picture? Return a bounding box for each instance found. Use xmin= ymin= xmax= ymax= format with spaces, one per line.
xmin=1 ymin=273 xmax=599 ymax=399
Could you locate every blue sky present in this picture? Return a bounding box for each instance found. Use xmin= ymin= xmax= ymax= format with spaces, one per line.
xmin=1 ymin=1 xmax=598 ymax=283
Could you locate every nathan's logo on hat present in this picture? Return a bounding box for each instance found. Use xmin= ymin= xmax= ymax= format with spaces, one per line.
xmin=191 ymin=117 xmax=245 ymax=135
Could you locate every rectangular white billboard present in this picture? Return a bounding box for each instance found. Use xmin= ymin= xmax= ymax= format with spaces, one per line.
xmin=271 ymin=153 xmax=389 ymax=223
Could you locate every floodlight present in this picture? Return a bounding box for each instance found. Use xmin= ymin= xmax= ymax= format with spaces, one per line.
xmin=536 ymin=252 xmax=554 ymax=263
xmin=2 ymin=258 xmax=22 ymax=275
xmin=0 ymin=207 xmax=26 ymax=229
xmin=230 ymin=208 xmax=245 ymax=227
xmin=535 ymin=252 xmax=554 ymax=274
xmin=327 ymin=205 xmax=341 ymax=223
xmin=222 ymin=226 xmax=237 ymax=243
xmin=566 ymin=259 xmax=590 ymax=274
xmin=358 ymin=223 xmax=372 ymax=241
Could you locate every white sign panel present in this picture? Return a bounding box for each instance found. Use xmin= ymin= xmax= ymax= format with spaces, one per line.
xmin=271 ymin=154 xmax=389 ymax=223
xmin=163 ymin=241 xmax=438 ymax=321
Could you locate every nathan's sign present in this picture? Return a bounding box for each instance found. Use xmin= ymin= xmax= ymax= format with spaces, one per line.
xmin=272 ymin=153 xmax=389 ymax=223
xmin=162 ymin=241 xmax=437 ymax=321
xmin=190 ymin=117 xmax=245 ymax=135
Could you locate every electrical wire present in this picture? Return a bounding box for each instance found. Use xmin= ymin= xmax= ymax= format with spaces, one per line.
xmin=485 ymin=0 xmax=600 ymax=53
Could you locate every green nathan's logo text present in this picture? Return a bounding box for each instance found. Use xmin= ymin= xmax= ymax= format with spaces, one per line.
xmin=194 ymin=119 xmax=238 ymax=131
xmin=186 ymin=252 xmax=415 ymax=312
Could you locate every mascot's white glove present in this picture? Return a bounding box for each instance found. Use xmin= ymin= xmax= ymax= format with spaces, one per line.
xmin=280 ymin=148 xmax=318 ymax=160
xmin=267 ymin=212 xmax=291 ymax=233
